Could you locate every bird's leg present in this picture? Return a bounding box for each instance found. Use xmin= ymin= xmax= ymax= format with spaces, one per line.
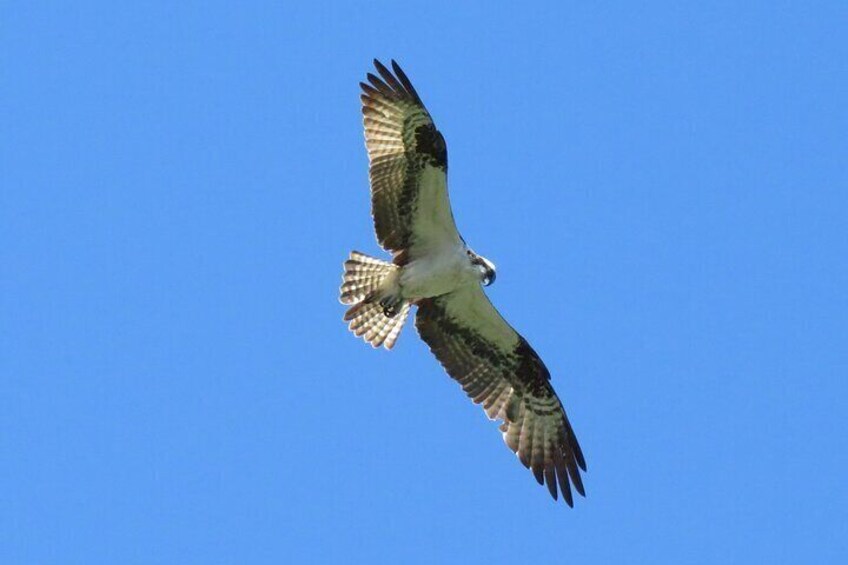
xmin=379 ymin=294 xmax=403 ymax=318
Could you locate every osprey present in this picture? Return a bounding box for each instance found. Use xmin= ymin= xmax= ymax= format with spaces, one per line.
xmin=340 ymin=60 xmax=586 ymax=505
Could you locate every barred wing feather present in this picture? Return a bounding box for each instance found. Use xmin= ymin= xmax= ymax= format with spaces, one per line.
xmin=361 ymin=60 xmax=462 ymax=261
xmin=415 ymin=285 xmax=586 ymax=505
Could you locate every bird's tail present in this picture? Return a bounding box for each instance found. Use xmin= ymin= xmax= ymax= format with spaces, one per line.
xmin=339 ymin=251 xmax=410 ymax=349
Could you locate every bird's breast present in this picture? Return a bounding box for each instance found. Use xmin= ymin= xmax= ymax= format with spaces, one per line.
xmin=399 ymin=248 xmax=477 ymax=299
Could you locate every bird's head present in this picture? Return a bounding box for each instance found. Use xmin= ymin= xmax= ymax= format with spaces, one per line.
xmin=469 ymin=250 xmax=497 ymax=287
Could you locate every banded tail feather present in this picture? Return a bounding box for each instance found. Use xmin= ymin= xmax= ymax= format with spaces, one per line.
xmin=340 ymin=251 xmax=410 ymax=349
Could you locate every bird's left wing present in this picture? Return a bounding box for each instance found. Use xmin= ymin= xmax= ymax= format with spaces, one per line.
xmin=415 ymin=285 xmax=586 ymax=505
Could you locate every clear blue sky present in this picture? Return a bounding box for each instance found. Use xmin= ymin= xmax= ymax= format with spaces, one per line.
xmin=2 ymin=2 xmax=846 ymax=563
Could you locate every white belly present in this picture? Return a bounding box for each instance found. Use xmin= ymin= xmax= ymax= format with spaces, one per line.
xmin=399 ymin=247 xmax=477 ymax=299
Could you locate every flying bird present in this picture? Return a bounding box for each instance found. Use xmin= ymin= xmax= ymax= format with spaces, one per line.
xmin=340 ymin=60 xmax=586 ymax=505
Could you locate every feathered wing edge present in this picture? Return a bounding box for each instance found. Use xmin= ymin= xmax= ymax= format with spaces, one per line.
xmin=361 ymin=59 xmax=424 ymax=107
xmin=360 ymin=60 xmax=454 ymax=256
xmin=415 ymin=288 xmax=586 ymax=506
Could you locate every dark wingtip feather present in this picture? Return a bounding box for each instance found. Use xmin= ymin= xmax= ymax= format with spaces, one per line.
xmin=390 ymin=59 xmax=422 ymax=104
xmin=545 ymin=467 xmax=558 ymax=500
xmin=570 ymin=463 xmax=586 ymax=498
xmin=366 ymin=72 xmax=392 ymax=97
xmin=574 ymin=438 xmax=587 ymax=471
xmin=360 ymin=82 xmax=378 ymax=97
xmin=373 ymin=59 xmax=398 ymax=87
xmin=561 ymin=477 xmax=574 ymax=507
xmin=372 ymin=59 xmax=390 ymax=77
xmin=533 ymin=465 xmax=545 ymax=486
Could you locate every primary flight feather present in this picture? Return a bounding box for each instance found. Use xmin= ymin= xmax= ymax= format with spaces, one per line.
xmin=340 ymin=60 xmax=586 ymax=505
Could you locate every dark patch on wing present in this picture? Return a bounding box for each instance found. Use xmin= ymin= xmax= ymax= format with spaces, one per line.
xmin=419 ymin=299 xmax=509 ymax=368
xmin=514 ymin=337 xmax=554 ymax=397
xmin=360 ymin=60 xmax=454 ymax=255
xmin=414 ymin=122 xmax=448 ymax=169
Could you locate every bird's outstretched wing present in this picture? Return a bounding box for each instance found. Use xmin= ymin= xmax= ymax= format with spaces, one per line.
xmin=360 ymin=60 xmax=462 ymax=262
xmin=415 ymin=285 xmax=586 ymax=505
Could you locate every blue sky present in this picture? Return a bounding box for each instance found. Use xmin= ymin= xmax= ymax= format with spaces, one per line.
xmin=2 ymin=2 xmax=847 ymax=563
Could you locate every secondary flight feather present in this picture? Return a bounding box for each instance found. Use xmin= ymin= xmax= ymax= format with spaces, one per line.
xmin=340 ymin=60 xmax=586 ymax=505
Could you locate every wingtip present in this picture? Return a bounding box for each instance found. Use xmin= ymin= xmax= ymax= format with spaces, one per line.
xmin=571 ymin=433 xmax=587 ymax=471
xmin=373 ymin=58 xmax=389 ymax=74
xmin=572 ymin=478 xmax=586 ymax=498
xmin=533 ymin=466 xmax=545 ymax=486
xmin=576 ymin=451 xmax=587 ymax=472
